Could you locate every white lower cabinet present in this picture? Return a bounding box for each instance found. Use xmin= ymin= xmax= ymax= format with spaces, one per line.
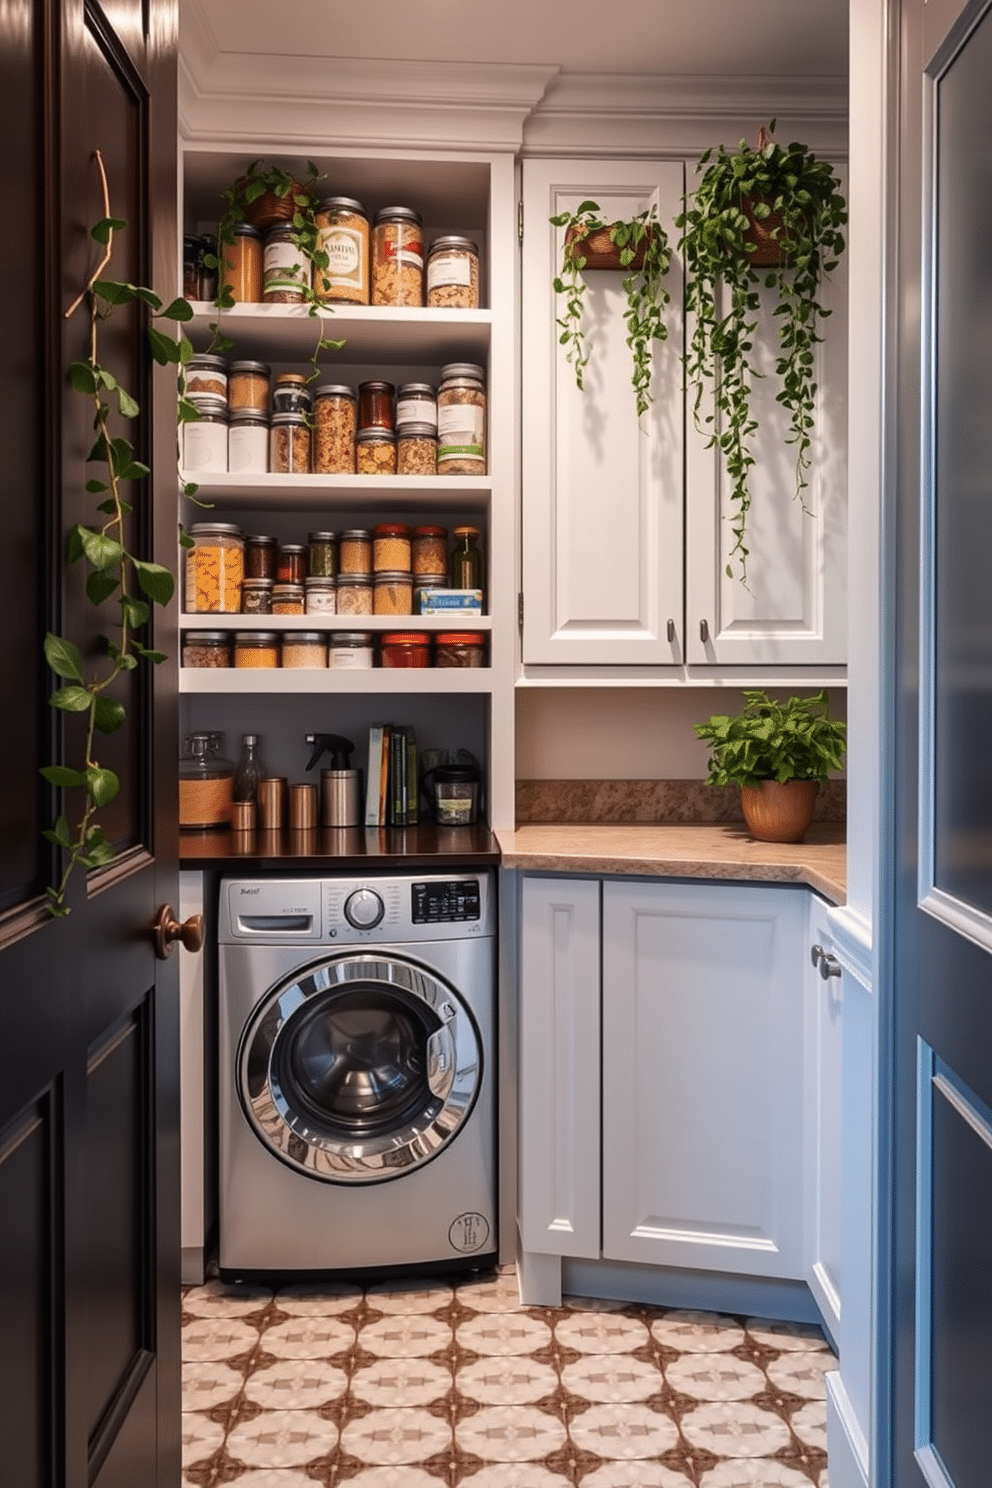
xmin=804 ymin=893 xmax=844 ymax=1342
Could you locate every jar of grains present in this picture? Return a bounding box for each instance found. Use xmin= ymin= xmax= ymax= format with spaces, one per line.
xmin=234 ymin=631 xmax=280 ymax=668
xmin=437 ymin=363 xmax=486 ymax=475
xmin=314 ymin=197 xmax=369 ymax=305
xmin=304 ymin=577 xmax=337 ymax=614
xmin=282 ymin=631 xmax=327 ymax=669
xmin=396 ymin=382 xmax=438 ymax=432
xmin=182 ymin=396 xmax=229 ymax=474
xmin=263 ymin=224 xmax=309 ymax=303
xmin=371 ymin=206 xmax=424 ymax=306
xmin=355 ymin=427 xmax=397 ymax=476
xmin=373 ymin=571 xmax=414 ymax=615
xmin=328 ymin=631 xmax=374 ymax=669
xmin=271 ymin=373 xmax=312 ymax=414
xmin=269 ymin=412 xmax=311 ymax=474
xmin=397 ymin=423 xmax=437 ymax=476
xmin=179 ymin=733 xmax=235 ymax=829
xmin=427 ymin=235 xmax=480 ymax=309
xmin=307 ymin=531 xmax=338 ymax=578
xmin=339 ymin=529 xmax=372 ymax=575
xmin=313 ymin=384 xmax=357 ymax=473
xmin=220 ymin=223 xmax=263 ymax=303
xmin=435 ymin=631 xmax=486 ymax=668
xmin=227 ymin=411 xmax=268 ymax=474
xmin=372 ymin=523 xmax=412 ymax=572
xmin=381 ymin=632 xmax=431 ymax=668
xmin=228 ymin=359 xmax=271 ymax=414
xmin=357 ymin=380 xmax=395 ymax=430
xmin=244 ymin=534 xmax=277 ymax=580
xmin=412 ymin=525 xmax=448 ymax=576
xmin=240 ymin=579 xmax=273 ymax=614
xmin=271 ymin=583 xmax=305 ymax=615
xmin=277 ymin=545 xmax=307 ymax=584
xmin=336 ymin=574 xmax=373 ymax=616
xmin=181 ymin=631 xmax=233 ymax=668
xmin=186 ymin=353 xmax=228 ymax=400
xmin=185 ymin=522 xmax=244 ymax=612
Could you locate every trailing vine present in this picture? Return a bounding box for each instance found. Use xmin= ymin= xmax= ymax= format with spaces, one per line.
xmin=43 ymin=148 xmax=193 ymax=916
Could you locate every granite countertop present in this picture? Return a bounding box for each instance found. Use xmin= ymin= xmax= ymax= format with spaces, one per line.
xmin=496 ymin=822 xmax=846 ymax=905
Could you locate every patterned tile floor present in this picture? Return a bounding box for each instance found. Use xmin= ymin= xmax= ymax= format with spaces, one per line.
xmin=182 ymin=1266 xmax=834 ymax=1488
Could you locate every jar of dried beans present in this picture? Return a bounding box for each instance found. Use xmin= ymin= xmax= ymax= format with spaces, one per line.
xmin=263 ymin=224 xmax=310 ymax=303
xmin=397 ymin=424 xmax=437 ymax=476
xmin=371 ymin=206 xmax=424 ymax=306
xmin=437 ymin=363 xmax=486 ymax=475
xmin=181 ymin=631 xmax=233 ymax=668
xmin=269 ymin=412 xmax=311 ymax=474
xmin=185 ymin=522 xmax=244 ymax=612
xmin=314 ymin=197 xmax=369 ymax=305
xmin=355 ymin=427 xmax=397 ymax=476
xmin=313 ymin=384 xmax=356 ymax=473
xmin=228 ymin=359 xmax=270 ymax=414
xmin=372 ymin=523 xmax=412 ymax=572
xmin=427 ymin=236 xmax=480 ymax=309
xmin=220 ymin=223 xmax=263 ymax=303
xmin=282 ymin=631 xmax=327 ymax=669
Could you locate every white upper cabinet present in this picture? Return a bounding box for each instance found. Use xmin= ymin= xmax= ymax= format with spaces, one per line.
xmin=521 ymin=158 xmax=686 ymax=667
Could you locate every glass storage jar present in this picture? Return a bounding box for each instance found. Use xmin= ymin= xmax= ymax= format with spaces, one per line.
xmin=427 ymin=235 xmax=480 ymax=308
xmin=244 ymin=533 xmax=277 ymax=580
xmin=372 ymin=523 xmax=411 ymax=572
xmin=339 ymin=529 xmax=372 ymax=575
xmin=234 ymin=631 xmax=280 ymax=668
xmin=181 ymin=631 xmax=232 ymax=668
xmin=328 ymin=631 xmax=374 ymax=669
xmin=435 ymin=631 xmax=486 ymax=668
xmin=228 ymin=359 xmax=270 ymax=413
xmin=185 ymin=353 xmax=228 ymax=400
xmin=307 ymin=531 xmax=338 ymax=577
xmin=397 ymin=424 xmax=437 ymax=475
xmin=412 ymin=525 xmax=448 ymax=576
xmin=314 ymin=196 xmax=369 ymax=305
xmin=336 ymin=574 xmax=373 ymax=616
xmin=269 ymin=412 xmax=311 ymax=473
xmin=272 ymin=373 xmax=312 ymax=414
xmin=373 ymin=571 xmax=413 ymax=615
xmin=179 ymin=733 xmax=235 ymax=829
xmin=371 ymin=206 xmax=424 ymax=306
xmin=450 ymin=525 xmax=484 ymax=594
xmin=220 ymin=223 xmax=263 ymax=303
xmin=263 ymin=223 xmax=309 ymax=302
xmin=304 ymin=577 xmax=337 ymax=614
xmin=313 ymin=384 xmax=356 ymax=473
xmin=357 ymin=380 xmax=395 ymax=431
xmin=281 ymin=631 xmax=327 ymax=669
xmin=196 ymin=235 xmax=218 ymax=301
xmin=415 ymin=574 xmax=451 ymax=612
xmin=271 ymin=583 xmax=305 ymax=615
xmin=396 ymin=382 xmax=438 ymax=432
xmin=240 ymin=578 xmax=273 ymax=614
xmin=277 ymin=544 xmax=307 ymax=584
xmin=182 ymin=395 xmax=228 ymax=474
xmin=437 ymin=363 xmax=486 ymax=475
xmin=381 ymin=632 xmax=431 ymax=668
xmin=185 ymin=522 xmax=244 ymax=612
xmin=183 ymin=234 xmax=202 ymax=299
xmin=227 ymin=410 xmax=268 ymax=474
xmin=355 ymin=428 xmax=397 ymax=475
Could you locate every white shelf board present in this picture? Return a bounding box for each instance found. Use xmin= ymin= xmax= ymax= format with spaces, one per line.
xmin=179 ymin=667 xmax=493 ymax=695
xmin=180 ymin=472 xmax=491 ymax=514
xmin=187 ymin=304 xmax=491 ymax=364
xmin=180 ymin=613 xmax=491 ymax=631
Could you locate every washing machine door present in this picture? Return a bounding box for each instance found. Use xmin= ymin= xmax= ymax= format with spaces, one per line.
xmin=238 ymin=952 xmax=481 ymax=1183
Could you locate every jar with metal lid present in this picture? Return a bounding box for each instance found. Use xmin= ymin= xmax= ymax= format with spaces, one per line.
xmin=263 ymin=223 xmax=310 ymax=303
xmin=182 ymin=396 xmax=229 ymax=474
xmin=181 ymin=631 xmax=233 ymax=668
xmin=381 ymin=632 xmax=431 ymax=668
xmin=220 ymin=223 xmax=263 ymax=303
xmin=227 ymin=410 xmax=268 ymax=474
xmin=184 ymin=522 xmax=244 ymax=612
xmin=397 ymin=424 xmax=437 ymax=476
xmin=233 ymin=631 xmax=280 ymax=668
xmin=272 ymin=373 xmax=312 ymax=414
xmin=307 ymin=531 xmax=338 ymax=578
xmin=228 ymin=359 xmax=270 ymax=413
xmin=339 ymin=529 xmax=372 ymax=575
xmin=328 ymin=631 xmax=374 ymax=669
xmin=372 ymin=523 xmax=412 ymax=572
xmin=427 ymin=235 xmax=480 ymax=309
xmin=412 ymin=525 xmax=448 ymax=576
xmin=269 ymin=412 xmax=311 ymax=474
xmin=437 ymin=364 xmax=486 ymax=475
xmin=240 ymin=578 xmax=273 ymax=614
xmin=451 ymin=525 xmax=484 ymax=595
xmin=244 ymin=534 xmax=277 ymax=580
xmin=415 ymin=574 xmax=451 ymax=612
xmin=277 ymin=544 xmax=307 ymax=584
xmin=179 ymin=733 xmax=235 ymax=829
xmin=304 ymin=577 xmax=337 ymax=614
xmin=313 ymin=384 xmax=356 ymax=473
xmin=355 ymin=427 xmax=397 ymax=476
xmin=336 ymin=574 xmax=373 ymax=616
xmin=281 ymin=631 xmax=327 ymax=669
xmin=271 ymin=583 xmax=305 ymax=615
xmin=435 ymin=631 xmax=486 ymax=668
xmin=357 ymin=380 xmax=395 ymax=431
xmin=396 ymin=382 xmax=437 ymax=432
xmin=371 ymin=206 xmax=424 ymax=306
xmin=314 ymin=197 xmax=369 ymax=305
xmin=373 ymin=571 xmax=413 ymax=616
xmin=186 ymin=353 xmax=228 ymax=400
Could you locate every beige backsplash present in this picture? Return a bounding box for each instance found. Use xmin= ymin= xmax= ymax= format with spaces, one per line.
xmin=515 ymin=778 xmax=847 ymax=826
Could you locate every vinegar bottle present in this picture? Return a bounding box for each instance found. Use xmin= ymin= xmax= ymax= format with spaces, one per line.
xmin=451 ymin=525 xmax=484 ymax=599
xmin=233 ymin=733 xmax=267 ymax=803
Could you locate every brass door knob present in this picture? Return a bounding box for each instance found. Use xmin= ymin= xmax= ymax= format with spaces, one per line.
xmin=155 ymin=904 xmax=204 ymax=960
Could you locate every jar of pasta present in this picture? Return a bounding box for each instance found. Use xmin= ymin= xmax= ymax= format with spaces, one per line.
xmin=270 ymin=412 xmax=311 ymax=474
xmin=220 ymin=223 xmax=263 ymax=303
xmin=313 ymin=385 xmax=356 ymax=473
xmin=412 ymin=525 xmax=448 ymax=576
xmin=233 ymin=632 xmax=280 ymax=669
xmin=336 ymin=574 xmax=373 ymax=616
xmin=263 ymin=224 xmax=310 ymax=303
xmin=427 ymin=236 xmax=480 ymax=309
xmin=314 ymin=197 xmax=369 ymax=305
xmin=371 ymin=206 xmax=424 ymax=306
xmin=355 ymin=427 xmax=397 ymax=476
xmin=184 ymin=522 xmax=244 ymax=612
xmin=437 ymin=363 xmax=486 ymax=475
xmin=373 ymin=571 xmax=413 ymax=615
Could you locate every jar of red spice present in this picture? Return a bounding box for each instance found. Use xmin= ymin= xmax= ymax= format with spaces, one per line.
xmin=381 ymin=632 xmax=431 ymax=668
xmin=434 ymin=631 xmax=486 ymax=668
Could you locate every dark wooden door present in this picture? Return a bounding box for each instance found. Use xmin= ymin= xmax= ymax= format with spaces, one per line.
xmin=0 ymin=1 xmax=182 ymax=1485
xmin=890 ymin=0 xmax=992 ymax=1482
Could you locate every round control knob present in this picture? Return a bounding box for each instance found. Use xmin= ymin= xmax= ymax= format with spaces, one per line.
xmin=344 ymin=887 xmax=384 ymax=929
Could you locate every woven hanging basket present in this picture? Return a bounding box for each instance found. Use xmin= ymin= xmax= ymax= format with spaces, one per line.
xmin=564 ymin=222 xmax=650 ymax=272
xmin=741 ymin=203 xmax=794 ymax=267
xmin=235 ymin=177 xmax=304 ymax=231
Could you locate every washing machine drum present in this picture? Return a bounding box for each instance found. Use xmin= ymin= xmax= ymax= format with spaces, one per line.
xmin=239 ymin=952 xmax=482 ymax=1183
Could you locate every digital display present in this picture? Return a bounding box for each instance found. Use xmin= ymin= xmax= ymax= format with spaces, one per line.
xmin=411 ymin=879 xmax=481 ymax=923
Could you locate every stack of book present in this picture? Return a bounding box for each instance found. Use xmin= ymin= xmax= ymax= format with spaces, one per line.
xmin=364 ymin=724 xmax=419 ymax=827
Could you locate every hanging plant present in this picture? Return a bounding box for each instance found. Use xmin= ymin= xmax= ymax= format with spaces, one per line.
xmin=550 ymin=199 xmax=673 ymax=418
xmin=43 ymin=149 xmax=194 ymax=916
xmin=676 ymin=123 xmax=847 ymax=580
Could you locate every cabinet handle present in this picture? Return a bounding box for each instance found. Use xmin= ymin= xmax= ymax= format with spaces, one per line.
xmin=667 ymin=618 xmax=675 ymax=643
xmin=811 ymin=943 xmax=842 ymax=979
xmin=699 ymin=618 xmax=709 ymax=643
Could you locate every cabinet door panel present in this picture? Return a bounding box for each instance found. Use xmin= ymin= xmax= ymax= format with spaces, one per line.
xmin=521 ymin=159 xmax=685 ymax=665
xmin=519 ymin=877 xmax=601 ymax=1257
xmin=805 ymin=894 xmax=843 ymax=1338
xmin=602 ymin=880 xmax=805 ymax=1276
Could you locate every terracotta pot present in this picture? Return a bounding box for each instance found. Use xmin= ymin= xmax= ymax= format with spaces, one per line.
xmin=741 ymin=199 xmax=807 ymax=268
xmin=564 ymin=222 xmax=650 ymax=272
xmin=739 ymin=779 xmax=818 ymax=843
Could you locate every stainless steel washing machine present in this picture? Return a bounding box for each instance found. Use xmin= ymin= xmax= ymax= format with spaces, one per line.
xmin=217 ymin=870 xmax=497 ymax=1280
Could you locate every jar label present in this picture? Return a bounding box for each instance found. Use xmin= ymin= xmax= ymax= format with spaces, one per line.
xmin=438 ymin=404 xmax=484 ymax=442
xmin=384 ymin=238 xmax=424 ymax=270
xmin=263 ymin=239 xmax=309 ymax=291
xmin=228 ymin=425 xmax=269 ymax=473
xmin=427 ymin=253 xmax=472 ymax=290
xmin=182 ymin=422 xmax=229 ymax=473
xmin=396 ymin=397 xmax=437 ymax=428
xmin=329 ymin=648 xmax=373 ymax=669
xmin=317 ymin=226 xmax=364 ymax=287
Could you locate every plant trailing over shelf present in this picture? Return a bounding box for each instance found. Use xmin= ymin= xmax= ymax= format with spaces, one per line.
xmin=693 ymin=688 xmax=846 ymax=787
xmin=676 ymin=123 xmax=847 ymax=581
xmin=43 ymin=148 xmax=194 ymax=916
xmin=550 ymin=199 xmax=673 ymax=418
xmin=205 ymin=158 xmax=345 ymax=378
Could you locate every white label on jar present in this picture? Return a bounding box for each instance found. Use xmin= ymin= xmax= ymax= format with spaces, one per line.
xmin=228 ymin=423 xmax=269 ymax=473
xmin=437 ymin=403 xmax=484 ymax=441
xmin=384 ymin=238 xmax=424 ymax=270
xmin=396 ymin=397 xmax=437 ymax=429
xmin=427 ymin=253 xmax=472 ymax=291
xmin=263 ymin=239 xmax=309 ymax=290
xmin=436 ymin=795 xmax=475 ymax=825
xmin=328 ymin=646 xmax=373 ymax=669
xmin=317 ymin=226 xmax=363 ymax=287
xmin=305 ymin=591 xmax=337 ymax=614
xmin=182 ymin=421 xmax=229 ymax=473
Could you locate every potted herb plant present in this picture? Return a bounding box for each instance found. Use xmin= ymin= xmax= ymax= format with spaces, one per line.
xmin=677 ymin=124 xmax=847 ymax=581
xmin=550 ymin=199 xmax=673 ymax=418
xmin=694 ymin=688 xmax=846 ymax=843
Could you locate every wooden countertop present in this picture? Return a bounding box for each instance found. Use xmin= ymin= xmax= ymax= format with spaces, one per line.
xmin=179 ymin=822 xmax=501 ymax=871
xmin=496 ymin=822 xmax=846 ymax=905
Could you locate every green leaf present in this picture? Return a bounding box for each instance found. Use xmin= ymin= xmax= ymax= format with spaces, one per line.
xmin=121 ymin=594 xmax=150 ymax=628
xmin=148 ymin=325 xmax=182 ymax=365
xmin=85 ymin=767 xmax=120 ymax=808
xmin=77 ymin=526 xmax=124 ymax=571
xmin=93 ymin=696 xmax=126 ymax=734
xmin=93 ymin=278 xmax=138 ymax=306
xmin=91 ymin=216 xmax=127 ymax=244
xmin=68 ymin=361 xmax=99 ymax=394
xmin=161 ymin=297 xmax=194 ymax=321
xmin=132 ymin=560 xmax=175 ymax=606
xmin=50 ymin=685 xmax=93 ymax=714
xmin=86 ymin=569 xmax=119 ymax=605
xmin=50 ymin=814 xmax=73 ymax=847
xmin=44 ymin=633 xmax=84 ymax=681
xmin=117 ymin=386 xmax=140 ymax=419
xmin=40 ymin=765 xmax=87 ymax=789
xmin=85 ymin=478 xmax=109 ymax=493
xmin=132 ymin=643 xmax=167 ymax=664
